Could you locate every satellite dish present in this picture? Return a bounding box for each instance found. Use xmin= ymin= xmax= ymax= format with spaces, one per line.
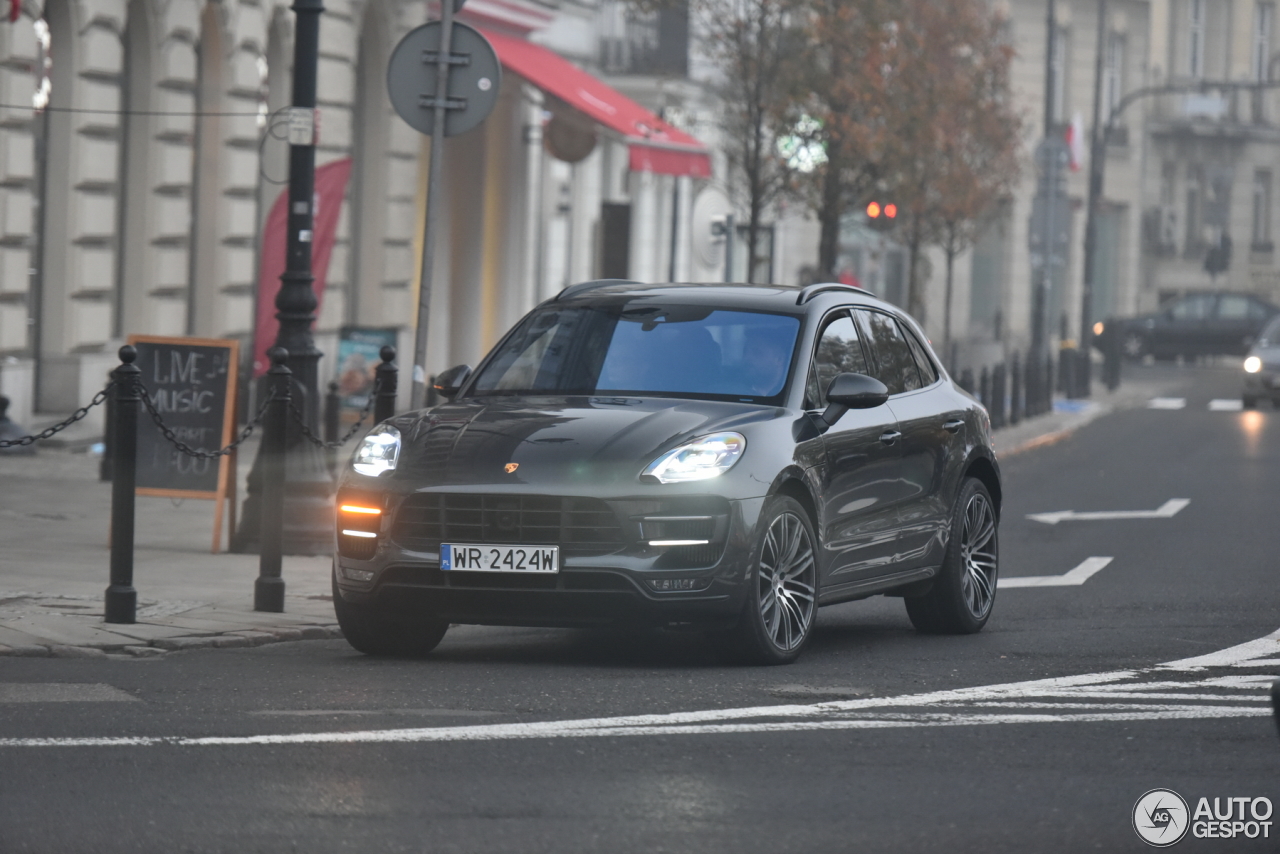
xmin=691 ymin=186 xmax=734 ymax=268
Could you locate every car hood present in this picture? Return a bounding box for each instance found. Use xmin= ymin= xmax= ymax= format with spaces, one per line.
xmin=386 ymin=396 xmax=781 ymax=488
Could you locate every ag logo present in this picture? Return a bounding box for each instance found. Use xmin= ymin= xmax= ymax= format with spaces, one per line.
xmin=1133 ymin=789 xmax=1190 ymax=847
xmin=504 ymin=463 xmax=519 ymax=474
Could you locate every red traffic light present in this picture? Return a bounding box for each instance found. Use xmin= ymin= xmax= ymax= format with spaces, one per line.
xmin=866 ymin=201 xmax=881 ymax=218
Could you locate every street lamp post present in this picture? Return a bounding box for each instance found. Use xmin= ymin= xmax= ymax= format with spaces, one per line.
xmin=233 ymin=0 xmax=335 ymax=563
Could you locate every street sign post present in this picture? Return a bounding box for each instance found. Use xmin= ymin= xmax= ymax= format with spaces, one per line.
xmin=387 ymin=1 xmax=501 ymax=409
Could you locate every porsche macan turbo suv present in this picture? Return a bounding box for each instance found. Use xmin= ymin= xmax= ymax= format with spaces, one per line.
xmin=333 ymin=281 xmax=1001 ymax=664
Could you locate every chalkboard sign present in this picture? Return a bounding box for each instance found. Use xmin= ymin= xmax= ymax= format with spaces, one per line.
xmin=127 ymin=335 xmax=239 ymax=551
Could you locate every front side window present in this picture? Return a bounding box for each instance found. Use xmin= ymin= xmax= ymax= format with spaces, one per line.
xmin=804 ymin=313 xmax=870 ymax=409
xmin=855 ymin=309 xmax=922 ymax=396
xmin=471 ymin=303 xmax=802 ymax=402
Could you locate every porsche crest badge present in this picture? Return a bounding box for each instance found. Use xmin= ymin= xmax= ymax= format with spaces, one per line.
xmin=504 ymin=463 xmax=519 ymax=474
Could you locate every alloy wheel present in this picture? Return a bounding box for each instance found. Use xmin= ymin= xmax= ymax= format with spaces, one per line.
xmin=958 ymin=492 xmax=997 ymax=619
xmin=757 ymin=512 xmax=816 ymax=651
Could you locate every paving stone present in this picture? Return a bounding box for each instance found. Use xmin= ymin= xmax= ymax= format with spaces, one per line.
xmin=4 ymin=644 xmax=51 ymax=657
xmin=48 ymin=645 xmax=109 ymax=658
xmin=123 ymin=646 xmax=168 ymax=658
xmin=212 ymin=635 xmax=252 ymax=648
xmin=229 ymin=631 xmax=275 ymax=645
xmin=151 ymin=636 xmax=219 ymax=651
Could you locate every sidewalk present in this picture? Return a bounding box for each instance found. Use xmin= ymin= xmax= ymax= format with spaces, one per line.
xmin=0 ymin=370 xmax=1179 ymax=658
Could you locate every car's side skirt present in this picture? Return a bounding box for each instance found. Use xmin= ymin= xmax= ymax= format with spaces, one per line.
xmin=817 ymin=566 xmax=938 ymax=606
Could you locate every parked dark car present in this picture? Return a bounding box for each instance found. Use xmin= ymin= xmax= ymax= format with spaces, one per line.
xmin=1243 ymin=315 xmax=1280 ymax=408
xmin=332 ymin=281 xmax=1001 ymax=664
xmin=1097 ymin=291 xmax=1279 ymax=360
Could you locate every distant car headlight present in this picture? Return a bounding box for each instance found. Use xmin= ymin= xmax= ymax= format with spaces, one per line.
xmin=1244 ymin=356 xmax=1263 ymax=374
xmin=352 ymin=424 xmax=401 ymax=476
xmin=1093 ymin=321 xmax=1105 ymax=336
xmin=642 ymin=432 xmax=745 ymax=483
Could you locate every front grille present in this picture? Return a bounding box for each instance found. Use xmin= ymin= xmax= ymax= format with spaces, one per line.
xmin=390 ymin=494 xmax=625 ymax=557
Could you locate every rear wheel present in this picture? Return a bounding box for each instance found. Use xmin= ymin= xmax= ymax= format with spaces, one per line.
xmin=725 ymin=495 xmax=818 ymax=665
xmin=332 ymin=572 xmax=448 ymax=657
xmin=905 ymin=478 xmax=998 ymax=635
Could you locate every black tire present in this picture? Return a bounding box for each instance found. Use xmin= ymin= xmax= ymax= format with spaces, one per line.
xmin=905 ymin=478 xmax=998 ymax=635
xmin=724 ymin=495 xmax=819 ymax=665
xmin=332 ymin=572 xmax=448 ymax=657
xmin=1243 ymin=395 xmax=1258 ymax=410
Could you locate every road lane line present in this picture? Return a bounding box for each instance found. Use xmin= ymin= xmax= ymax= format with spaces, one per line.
xmin=1148 ymin=397 xmax=1187 ymax=409
xmin=1027 ymin=499 xmax=1190 ymax=525
xmin=1209 ymin=398 xmax=1243 ymax=411
xmin=999 ymin=557 xmax=1113 ymax=588
xmin=1 ymin=629 xmax=1275 ymax=748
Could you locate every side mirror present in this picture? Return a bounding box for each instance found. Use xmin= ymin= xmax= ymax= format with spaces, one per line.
xmin=432 ymin=364 xmax=472 ymax=401
xmin=821 ymin=372 xmax=889 ymax=425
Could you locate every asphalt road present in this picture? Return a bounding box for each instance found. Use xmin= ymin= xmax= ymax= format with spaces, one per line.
xmin=2 ymin=363 xmax=1278 ymax=853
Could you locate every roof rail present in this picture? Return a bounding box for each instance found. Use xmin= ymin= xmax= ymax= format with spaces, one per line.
xmin=555 ymin=279 xmax=641 ymax=301
xmin=796 ymin=282 xmax=877 ymax=305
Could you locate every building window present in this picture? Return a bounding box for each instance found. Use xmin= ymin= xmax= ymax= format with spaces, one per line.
xmin=1104 ymin=34 xmax=1125 ymax=116
xmin=1050 ymin=27 xmax=1068 ymax=123
xmin=1253 ymin=170 xmax=1272 ymax=250
xmin=1256 ymin=3 xmax=1274 ymax=81
xmin=1189 ymin=0 xmax=1205 ymax=79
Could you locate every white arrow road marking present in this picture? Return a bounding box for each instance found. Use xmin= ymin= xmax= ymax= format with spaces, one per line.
xmin=1 ymin=631 xmax=1275 ymax=748
xmin=1027 ymin=498 xmax=1190 ymax=525
xmin=998 ymin=556 xmax=1113 ymax=588
xmin=1148 ymin=397 xmax=1187 ymax=409
xmin=1209 ymin=398 xmax=1244 ymax=411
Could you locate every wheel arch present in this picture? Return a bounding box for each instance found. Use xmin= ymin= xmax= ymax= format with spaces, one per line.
xmin=769 ymin=469 xmax=820 ymax=533
xmin=963 ymin=454 xmax=1002 ymax=517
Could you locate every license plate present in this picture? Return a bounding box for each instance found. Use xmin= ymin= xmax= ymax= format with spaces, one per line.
xmin=441 ymin=544 xmax=559 ymax=573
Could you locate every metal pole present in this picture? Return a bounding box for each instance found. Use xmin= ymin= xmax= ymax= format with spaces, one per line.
xmin=256 ymin=347 xmax=290 ymax=612
xmin=1044 ymin=0 xmax=1057 ymax=137
xmin=234 ymin=0 xmax=334 ymax=556
xmin=374 ymin=345 xmax=398 ymax=425
xmin=1078 ymin=0 xmax=1109 ymax=399
xmin=724 ymin=214 xmax=735 ymax=283
xmin=410 ymin=0 xmax=457 ymax=411
xmin=105 ymin=345 xmax=138 ymax=624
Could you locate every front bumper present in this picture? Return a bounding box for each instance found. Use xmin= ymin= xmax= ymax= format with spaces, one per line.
xmin=1243 ymin=369 xmax=1280 ymax=399
xmin=333 ymin=489 xmax=765 ymax=628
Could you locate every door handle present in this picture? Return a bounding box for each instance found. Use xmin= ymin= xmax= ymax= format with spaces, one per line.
xmin=943 ymin=419 xmax=965 ymax=433
xmin=879 ymin=430 xmax=902 ymax=445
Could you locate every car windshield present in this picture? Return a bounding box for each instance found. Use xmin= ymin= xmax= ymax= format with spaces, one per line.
xmin=470 ymin=303 xmax=802 ymax=402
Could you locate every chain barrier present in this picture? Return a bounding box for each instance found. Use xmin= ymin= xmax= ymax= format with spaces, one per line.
xmin=0 ymin=381 xmax=115 ymax=448
xmin=289 ymin=379 xmax=380 ymax=450
xmin=139 ymin=382 xmax=278 ymax=459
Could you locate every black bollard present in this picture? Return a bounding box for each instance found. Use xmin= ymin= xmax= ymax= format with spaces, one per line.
xmin=1045 ymin=355 xmax=1056 ymax=415
xmin=1104 ymin=329 xmax=1121 ymax=391
xmin=979 ymin=366 xmax=991 ymax=410
xmin=1010 ymin=352 xmax=1023 ymax=425
xmin=255 ymin=347 xmax=290 ymax=613
xmin=324 ymin=380 xmax=340 ymax=474
xmin=959 ymin=369 xmax=975 ymax=395
xmin=991 ymin=363 xmax=1006 ymax=429
xmin=105 ymin=346 xmax=139 ymax=624
xmin=374 ymin=345 xmax=398 ymax=425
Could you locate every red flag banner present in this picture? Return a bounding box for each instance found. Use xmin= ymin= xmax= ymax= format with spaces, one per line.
xmin=252 ymin=157 xmax=353 ymax=377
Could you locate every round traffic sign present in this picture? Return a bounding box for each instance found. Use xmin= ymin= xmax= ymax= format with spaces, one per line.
xmin=387 ymin=21 xmax=501 ymax=138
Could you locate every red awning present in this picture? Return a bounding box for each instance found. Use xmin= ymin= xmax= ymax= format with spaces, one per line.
xmin=479 ymin=28 xmax=712 ymax=179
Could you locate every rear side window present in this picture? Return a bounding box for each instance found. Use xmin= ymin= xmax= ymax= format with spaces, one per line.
xmin=805 ymin=313 xmax=870 ymax=408
xmin=902 ymin=326 xmax=939 ymax=385
xmin=855 ymin=309 xmax=922 ymax=395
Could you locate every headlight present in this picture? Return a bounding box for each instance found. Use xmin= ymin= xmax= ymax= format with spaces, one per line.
xmin=352 ymin=424 xmax=401 ymax=476
xmin=1244 ymin=356 xmax=1263 ymax=373
xmin=642 ymin=432 xmax=745 ymax=483
xmin=1093 ymin=321 xmax=1105 ymax=336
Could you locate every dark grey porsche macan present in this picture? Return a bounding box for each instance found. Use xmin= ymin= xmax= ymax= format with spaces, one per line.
xmin=332 ymin=280 xmax=1001 ymax=664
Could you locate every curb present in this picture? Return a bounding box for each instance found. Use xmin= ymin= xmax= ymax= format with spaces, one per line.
xmin=0 ymin=624 xmax=345 ymax=658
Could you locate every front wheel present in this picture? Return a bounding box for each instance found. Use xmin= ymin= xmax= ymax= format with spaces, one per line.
xmin=332 ymin=572 xmax=449 ymax=657
xmin=725 ymin=495 xmax=819 ymax=665
xmin=1121 ymin=332 xmax=1147 ymax=360
xmin=905 ymin=478 xmax=998 ymax=634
